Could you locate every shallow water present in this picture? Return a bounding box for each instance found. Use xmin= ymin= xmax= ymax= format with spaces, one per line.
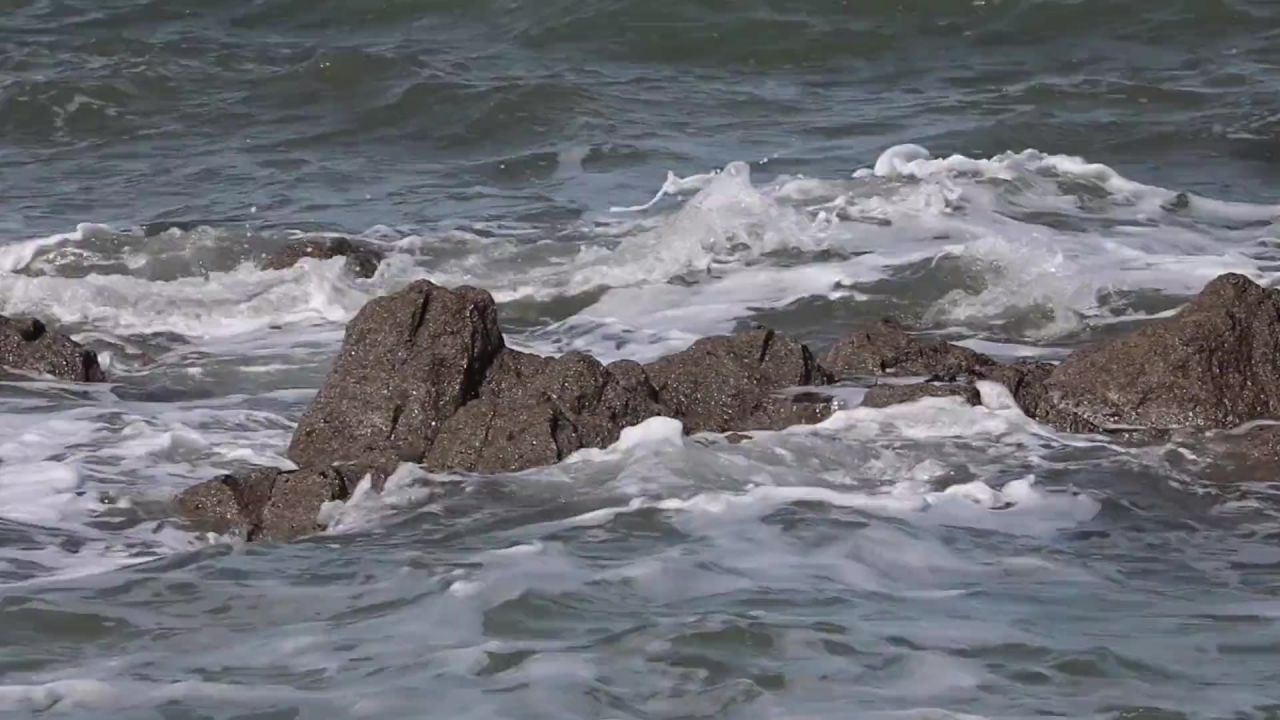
xmin=3 ymin=1 xmax=1280 ymax=717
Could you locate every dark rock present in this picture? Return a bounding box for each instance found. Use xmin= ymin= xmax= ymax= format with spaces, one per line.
xmin=261 ymin=237 xmax=385 ymax=279
xmin=424 ymin=350 xmax=667 ymax=473
xmin=824 ymin=320 xmax=995 ymax=381
xmin=177 ymin=466 xmax=356 ymax=542
xmin=861 ymin=382 xmax=981 ymax=408
xmin=645 ymin=328 xmax=832 ymax=433
xmin=1045 ymin=273 xmax=1280 ymax=430
xmin=1237 ymin=426 xmax=1280 ymax=464
xmin=973 ymin=362 xmax=1102 ymax=433
xmin=288 ymin=280 xmax=504 ymax=468
xmin=0 ymin=315 xmax=106 ymax=382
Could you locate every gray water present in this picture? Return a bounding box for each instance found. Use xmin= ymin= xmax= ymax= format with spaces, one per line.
xmin=3 ymin=1 xmax=1280 ymax=717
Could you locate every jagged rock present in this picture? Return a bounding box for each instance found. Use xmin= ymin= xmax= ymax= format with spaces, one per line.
xmin=288 ymin=280 xmax=504 ymax=468
xmin=0 ymin=316 xmax=106 ymax=382
xmin=645 ymin=328 xmax=832 ymax=433
xmin=824 ymin=320 xmax=994 ymax=381
xmin=287 ymin=280 xmax=836 ymax=478
xmin=423 ymin=351 xmax=666 ymax=473
xmin=261 ymin=237 xmax=385 ymax=279
xmin=1044 ymin=273 xmax=1280 ymax=430
xmin=861 ymin=382 xmax=981 ymax=408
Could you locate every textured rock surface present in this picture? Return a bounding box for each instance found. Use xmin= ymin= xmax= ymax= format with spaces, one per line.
xmin=288 ymin=281 xmax=838 ymax=480
xmin=824 ymin=320 xmax=994 ymax=381
xmin=1238 ymin=426 xmax=1280 ymax=464
xmin=1044 ymin=273 xmax=1280 ymax=430
xmin=423 ymin=351 xmax=666 ymax=473
xmin=974 ymin=362 xmax=1101 ymax=433
xmin=646 ymin=329 xmax=831 ymax=433
xmin=176 ymin=467 xmax=348 ymax=542
xmin=288 ymin=280 xmax=505 ymax=468
xmin=0 ymin=315 xmax=106 ymax=382
xmin=261 ymin=236 xmax=385 ymax=278
xmin=174 ymin=458 xmax=405 ymax=543
xmin=861 ymin=382 xmax=982 ymax=408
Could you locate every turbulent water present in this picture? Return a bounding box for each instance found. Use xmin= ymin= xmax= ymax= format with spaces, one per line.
xmin=3 ymin=0 xmax=1280 ymax=717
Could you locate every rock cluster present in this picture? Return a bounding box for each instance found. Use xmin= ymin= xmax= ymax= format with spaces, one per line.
xmin=181 ymin=280 xmax=841 ymax=540
xmin=176 ymin=272 xmax=1280 ymax=542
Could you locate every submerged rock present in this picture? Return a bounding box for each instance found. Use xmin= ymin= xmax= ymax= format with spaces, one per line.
xmin=0 ymin=316 xmax=106 ymax=382
xmin=260 ymin=236 xmax=385 ymax=278
xmin=177 ymin=467 xmax=351 ymax=542
xmin=1044 ymin=273 xmax=1280 ymax=430
xmin=824 ymin=319 xmax=994 ymax=381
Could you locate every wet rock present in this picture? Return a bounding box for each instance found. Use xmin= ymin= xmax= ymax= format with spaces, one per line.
xmin=824 ymin=319 xmax=994 ymax=381
xmin=177 ymin=467 xmax=348 ymax=542
xmin=261 ymin=236 xmax=385 ymax=278
xmin=424 ymin=351 xmax=666 ymax=473
xmin=288 ymin=280 xmax=504 ymax=468
xmin=861 ymin=382 xmax=981 ymax=408
xmin=974 ymin=362 xmax=1102 ymax=433
xmin=645 ymin=328 xmax=832 ymax=433
xmin=0 ymin=315 xmax=106 ymax=382
xmin=1237 ymin=426 xmax=1280 ymax=464
xmin=1045 ymin=273 xmax=1280 ymax=430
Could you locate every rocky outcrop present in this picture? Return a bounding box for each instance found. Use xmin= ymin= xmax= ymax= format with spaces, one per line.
xmin=261 ymin=237 xmax=385 ymax=279
xmin=0 ymin=316 xmax=106 ymax=382
xmin=183 ymin=281 xmax=843 ymax=540
xmin=823 ymin=319 xmax=994 ymax=381
xmin=1043 ymin=273 xmax=1280 ymax=430
xmin=287 ymin=280 xmax=505 ymax=469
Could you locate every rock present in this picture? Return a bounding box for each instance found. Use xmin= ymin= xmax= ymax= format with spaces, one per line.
xmin=861 ymin=382 xmax=981 ymax=408
xmin=0 ymin=316 xmax=106 ymax=382
xmin=1044 ymin=273 xmax=1280 ymax=430
xmin=973 ymin=362 xmax=1102 ymax=433
xmin=424 ymin=351 xmax=667 ymax=473
xmin=261 ymin=237 xmax=385 ymax=279
xmin=645 ymin=328 xmax=833 ymax=433
xmin=176 ymin=467 xmax=345 ymax=542
xmin=1237 ymin=426 xmax=1280 ymax=464
xmin=288 ymin=280 xmax=504 ymax=468
xmin=824 ymin=319 xmax=994 ymax=381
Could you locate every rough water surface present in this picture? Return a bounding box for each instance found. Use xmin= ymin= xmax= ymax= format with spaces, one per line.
xmin=2 ymin=1 xmax=1280 ymax=718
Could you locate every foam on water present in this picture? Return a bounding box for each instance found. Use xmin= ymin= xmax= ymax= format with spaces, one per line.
xmin=6 ymin=146 xmax=1277 ymax=365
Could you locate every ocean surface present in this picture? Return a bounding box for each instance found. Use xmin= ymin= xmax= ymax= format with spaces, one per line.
xmin=3 ymin=1 xmax=1280 ymax=717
